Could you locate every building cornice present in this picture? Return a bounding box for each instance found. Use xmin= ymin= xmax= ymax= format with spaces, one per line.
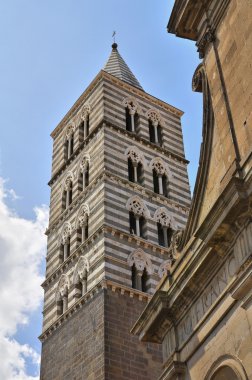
xmin=39 ymin=279 xmax=151 ymax=343
xmin=50 ymin=70 xmax=183 ymax=140
xmin=43 ymin=224 xmax=172 ymax=289
xmin=48 ymin=119 xmax=189 ymax=188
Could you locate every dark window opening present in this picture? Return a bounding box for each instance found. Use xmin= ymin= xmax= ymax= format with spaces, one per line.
xmin=157 ymin=223 xmax=165 ymax=246
xmin=149 ymin=121 xmax=155 ymax=143
xmin=141 ymin=268 xmax=148 ymax=292
xmin=129 ymin=211 xmax=136 ymax=234
xmin=57 ymin=299 xmax=63 ymax=316
xmin=157 ymin=125 xmax=162 ymax=145
xmin=132 ymin=264 xmax=137 ymax=289
xmin=128 ymin=158 xmax=134 ymax=182
xmin=153 ymin=170 xmax=159 ymax=193
xmin=139 ymin=216 xmax=145 ymax=238
xmin=126 ymin=107 xmax=132 ymax=131
xmin=162 ymin=175 xmax=168 ymax=197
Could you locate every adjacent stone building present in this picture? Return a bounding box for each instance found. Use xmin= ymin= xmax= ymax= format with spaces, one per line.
xmin=39 ymin=43 xmax=191 ymax=379
xmin=132 ymin=1 xmax=252 ymax=380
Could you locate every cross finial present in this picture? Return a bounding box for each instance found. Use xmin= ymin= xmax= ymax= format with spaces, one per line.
xmin=112 ymin=31 xmax=116 ymax=43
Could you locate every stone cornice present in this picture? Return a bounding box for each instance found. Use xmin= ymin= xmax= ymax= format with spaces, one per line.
xmin=43 ymin=224 xmax=172 ymax=289
xmin=167 ymin=0 xmax=231 ymax=44
xmin=47 ymin=168 xmax=189 ymax=237
xmin=50 ymin=70 xmax=183 ymax=140
xmin=101 ymin=71 xmax=183 ymax=117
xmin=39 ymin=279 xmax=150 ymax=343
xmin=48 ymin=119 xmax=189 ymax=188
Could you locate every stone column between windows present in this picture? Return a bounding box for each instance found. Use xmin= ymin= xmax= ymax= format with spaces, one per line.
xmin=130 ymin=111 xmax=135 ymax=132
xmin=153 ymin=123 xmax=158 ymax=143
xmin=67 ymin=136 xmax=72 ymax=158
xmin=82 ymin=169 xmax=87 ymax=191
xmin=136 ymin=269 xmax=143 ymax=291
xmin=66 ymin=189 xmax=70 ymax=208
xmin=83 ymin=119 xmax=88 ymax=140
xmin=158 ymin=174 xmax=163 ymax=195
xmin=133 ymin=162 xmax=138 ymax=182
xmin=135 ymin=216 xmax=140 ymax=236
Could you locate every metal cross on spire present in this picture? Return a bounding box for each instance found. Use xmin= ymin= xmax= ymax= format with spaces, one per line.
xmin=112 ymin=31 xmax=116 ymax=43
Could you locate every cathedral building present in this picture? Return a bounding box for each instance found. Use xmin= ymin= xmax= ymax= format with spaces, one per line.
xmin=39 ymin=43 xmax=191 ymax=379
xmin=132 ymin=1 xmax=252 ymax=379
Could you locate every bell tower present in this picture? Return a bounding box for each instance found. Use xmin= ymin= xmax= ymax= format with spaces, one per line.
xmin=39 ymin=43 xmax=191 ymax=380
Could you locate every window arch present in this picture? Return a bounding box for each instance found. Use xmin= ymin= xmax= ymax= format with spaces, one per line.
xmin=123 ymin=97 xmax=140 ymax=133
xmin=55 ymin=274 xmax=70 ymax=316
xmin=62 ymin=171 xmax=74 ymax=210
xmin=126 ymin=196 xmax=150 ymax=238
xmin=58 ymin=221 xmax=72 ymax=263
xmin=146 ymin=109 xmax=163 ymax=145
xmin=75 ymin=203 xmax=89 ymax=245
xmin=205 ymin=355 xmax=248 ymax=380
xmin=127 ymin=248 xmax=153 ymax=292
xmin=73 ymin=256 xmax=89 ymax=299
xmin=78 ymin=103 xmax=91 ymax=141
xmin=64 ymin=124 xmax=75 ymax=160
xmin=78 ymin=154 xmax=90 ymax=192
xmin=150 ymin=157 xmax=172 ymax=197
xmin=154 ymin=207 xmax=177 ymax=248
xmin=125 ymin=146 xmax=146 ymax=185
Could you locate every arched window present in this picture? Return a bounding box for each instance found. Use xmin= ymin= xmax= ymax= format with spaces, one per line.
xmin=127 ymin=248 xmax=153 ymax=292
xmin=59 ymin=222 xmax=72 ymax=263
xmin=76 ymin=203 xmax=89 ymax=246
xmin=78 ymin=155 xmax=90 ymax=193
xmin=150 ymin=157 xmax=172 ymax=197
xmin=154 ymin=208 xmax=177 ymax=248
xmin=55 ymin=275 xmax=69 ymax=316
xmin=123 ymin=97 xmax=140 ymax=133
xmin=62 ymin=172 xmax=74 ymax=210
xmin=64 ymin=124 xmax=75 ymax=160
xmin=79 ymin=104 xmax=91 ymax=141
xmin=125 ymin=146 xmax=146 ymax=185
xmin=73 ymin=256 xmax=89 ymax=300
xmin=147 ymin=109 xmax=163 ymax=145
xmin=126 ymin=196 xmax=150 ymax=239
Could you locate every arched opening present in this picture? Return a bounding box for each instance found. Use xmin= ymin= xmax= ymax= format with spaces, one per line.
xmin=125 ymin=106 xmax=138 ymax=133
xmin=162 ymin=174 xmax=168 ymax=197
xmin=149 ymin=121 xmax=155 ymax=143
xmin=131 ymin=264 xmax=137 ymax=289
xmin=141 ymin=268 xmax=148 ymax=292
xmin=211 ymin=366 xmax=239 ymax=380
xmin=128 ymin=158 xmax=134 ymax=182
xmin=153 ymin=169 xmax=159 ymax=193
xmin=56 ymin=299 xmax=64 ymax=316
xmin=128 ymin=158 xmax=144 ymax=184
xmin=157 ymin=223 xmax=173 ymax=248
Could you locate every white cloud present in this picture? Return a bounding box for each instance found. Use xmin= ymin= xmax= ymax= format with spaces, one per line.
xmin=0 ymin=177 xmax=48 ymax=380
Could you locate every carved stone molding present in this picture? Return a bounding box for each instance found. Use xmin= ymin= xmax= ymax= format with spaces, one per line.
xmin=122 ymin=96 xmax=141 ymax=115
xmin=149 ymin=157 xmax=172 ymax=179
xmin=146 ymin=108 xmax=164 ymax=127
xmin=126 ymin=195 xmax=150 ymax=218
xmin=127 ymin=248 xmax=154 ymax=274
xmin=73 ymin=256 xmax=89 ymax=284
xmin=125 ymin=146 xmax=147 ymax=168
xmin=56 ymin=274 xmax=70 ymax=301
xmin=154 ymin=207 xmax=177 ymax=229
xmin=75 ymin=203 xmax=89 ymax=229
xmin=158 ymin=259 xmax=173 ymax=278
xmin=197 ymin=28 xmax=215 ymax=59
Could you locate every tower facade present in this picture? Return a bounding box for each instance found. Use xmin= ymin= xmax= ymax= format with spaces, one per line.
xmin=39 ymin=44 xmax=191 ymax=380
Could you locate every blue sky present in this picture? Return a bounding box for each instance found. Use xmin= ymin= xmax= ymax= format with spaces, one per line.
xmin=0 ymin=1 xmax=202 ymax=378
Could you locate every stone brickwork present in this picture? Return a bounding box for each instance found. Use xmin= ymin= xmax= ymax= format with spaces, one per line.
xmin=104 ymin=288 xmax=162 ymax=380
xmin=40 ymin=291 xmax=105 ymax=380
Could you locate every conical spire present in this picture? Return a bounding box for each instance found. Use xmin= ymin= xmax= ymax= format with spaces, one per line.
xmin=104 ymin=43 xmax=143 ymax=91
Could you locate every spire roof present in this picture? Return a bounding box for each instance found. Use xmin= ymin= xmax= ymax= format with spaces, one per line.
xmin=103 ymin=43 xmax=143 ymax=91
